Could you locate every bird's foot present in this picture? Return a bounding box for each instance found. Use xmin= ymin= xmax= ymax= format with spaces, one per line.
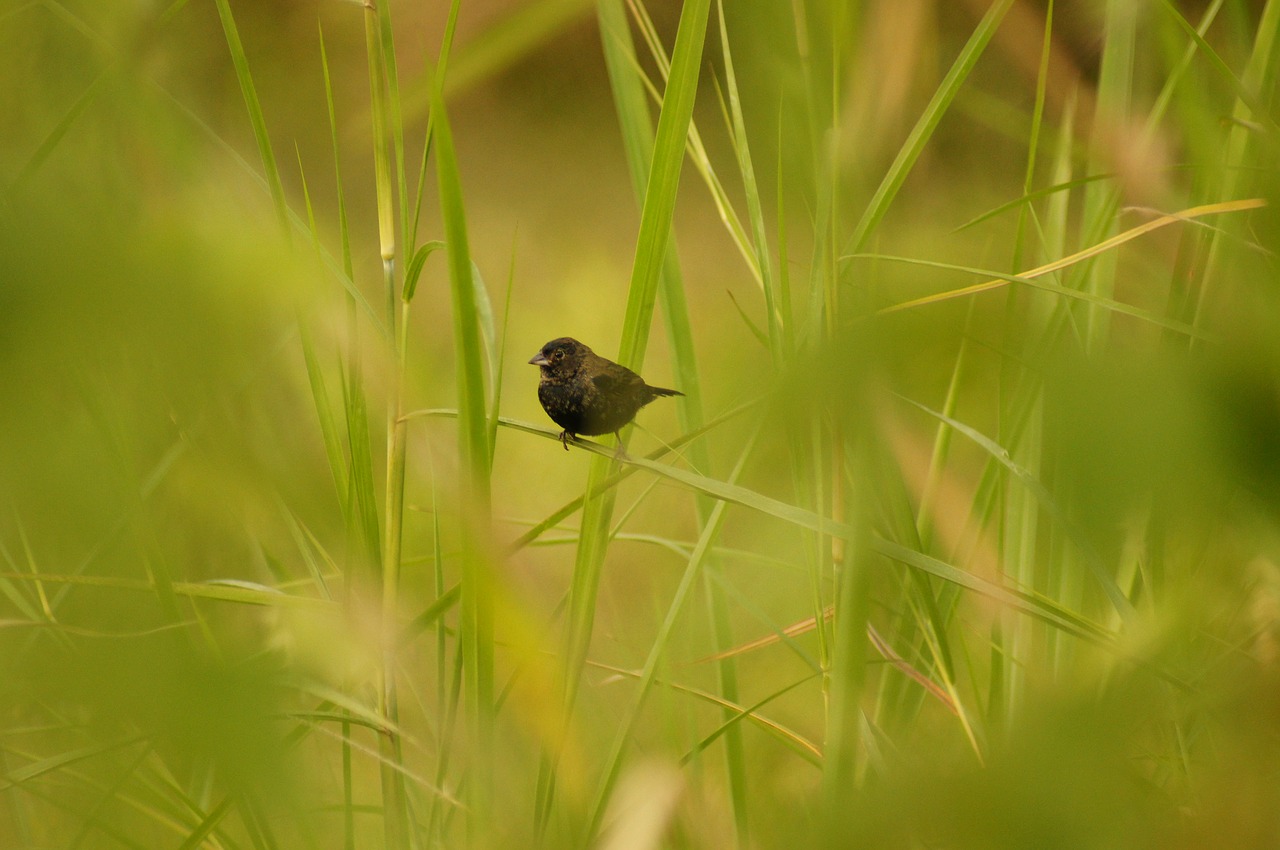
xmin=559 ymin=430 xmax=574 ymax=451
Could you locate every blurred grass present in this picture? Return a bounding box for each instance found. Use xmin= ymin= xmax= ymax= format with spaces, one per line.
xmin=3 ymin=0 xmax=1280 ymax=848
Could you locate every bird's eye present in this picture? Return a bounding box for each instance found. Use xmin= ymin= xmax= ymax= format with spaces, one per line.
xmin=552 ymin=350 xmax=564 ymax=360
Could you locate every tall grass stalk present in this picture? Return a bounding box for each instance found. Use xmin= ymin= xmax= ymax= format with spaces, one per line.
xmin=359 ymin=1 xmax=414 ymax=844
xmin=536 ymin=0 xmax=711 ymax=838
xmin=597 ymin=0 xmax=753 ymax=840
xmin=432 ymin=78 xmax=497 ymax=839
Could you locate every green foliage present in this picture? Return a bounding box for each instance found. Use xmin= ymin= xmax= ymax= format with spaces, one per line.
xmin=3 ymin=1 xmax=1280 ymax=848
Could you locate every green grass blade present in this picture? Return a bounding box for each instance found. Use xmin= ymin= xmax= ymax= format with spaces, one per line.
xmin=319 ymin=24 xmax=354 ymax=279
xmin=359 ymin=3 xmax=412 ymax=846
xmin=615 ymin=0 xmax=712 ymax=372
xmin=432 ymin=76 xmax=496 ymax=836
xmin=11 ymin=69 xmax=111 ymax=191
xmin=212 ymin=0 xmax=287 ymax=231
xmin=716 ymin=0 xmax=781 ymax=361
xmin=843 ymin=0 xmax=1014 ymax=256
xmin=1077 ymin=0 xmax=1135 ymax=352
xmin=296 ymin=157 xmax=352 ymax=530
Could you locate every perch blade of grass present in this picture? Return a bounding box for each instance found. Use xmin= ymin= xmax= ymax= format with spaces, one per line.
xmin=539 ymin=0 xmax=712 ymax=834
xmin=605 ymin=0 xmax=750 ymax=836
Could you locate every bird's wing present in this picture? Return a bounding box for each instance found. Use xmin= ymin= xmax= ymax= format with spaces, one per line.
xmin=590 ymin=371 xmax=621 ymax=392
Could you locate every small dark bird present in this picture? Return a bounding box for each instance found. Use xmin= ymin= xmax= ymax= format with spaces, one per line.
xmin=529 ymin=337 xmax=682 ymax=452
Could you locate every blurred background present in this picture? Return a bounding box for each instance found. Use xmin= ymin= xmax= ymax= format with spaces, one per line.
xmin=2 ymin=0 xmax=1279 ymax=847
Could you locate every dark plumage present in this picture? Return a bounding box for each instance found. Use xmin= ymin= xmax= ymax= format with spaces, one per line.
xmin=528 ymin=337 xmax=682 ymax=451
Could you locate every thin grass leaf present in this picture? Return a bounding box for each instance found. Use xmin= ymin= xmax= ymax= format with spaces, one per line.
xmin=952 ymin=173 xmax=1113 ymax=234
xmin=621 ymin=0 xmax=762 ymax=286
xmin=863 ymin=253 xmax=1204 ymax=337
xmin=11 ymin=69 xmax=111 ymax=190
xmin=716 ymin=0 xmax=782 ymax=359
xmin=614 ymin=0 xmax=713 ymax=373
xmin=1191 ymin=0 xmax=1280 ymax=328
xmin=470 ymin=260 xmax=499 ymax=408
xmin=432 ymin=72 xmax=496 ymax=830
xmin=726 ymin=289 xmax=770 ymax=347
xmin=447 ymin=0 xmax=594 ymax=98
xmin=212 ymin=0 xmax=287 ymax=231
xmin=318 ymin=24 xmax=354 ymax=279
xmin=175 ymin=797 xmax=234 ymax=850
xmin=1077 ymin=0 xmax=1136 ymax=352
xmin=152 ymin=85 xmax=384 ymax=336
xmin=844 ymin=0 xmax=1014 ymax=255
xmin=402 ymin=240 xmax=445 ymax=303
xmin=8 ymin=517 xmax=53 ymax=622
xmin=1146 ymin=0 xmax=1229 ymax=136
xmin=575 ymin=665 xmax=823 ymax=766
xmin=488 ymin=245 xmax=517 ymax=465
xmin=2 ymin=738 xmax=144 ymax=790
xmin=296 ymin=157 xmax=354 ymax=534
xmin=279 ymin=506 xmax=335 ymax=602
xmin=371 ymin=2 xmax=410 ymax=258
xmin=399 ymin=583 xmax=462 ymax=646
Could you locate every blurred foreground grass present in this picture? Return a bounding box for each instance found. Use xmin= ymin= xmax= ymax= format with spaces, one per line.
xmin=3 ymin=0 xmax=1280 ymax=848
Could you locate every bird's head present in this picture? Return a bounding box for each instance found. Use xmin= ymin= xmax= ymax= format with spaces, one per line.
xmin=529 ymin=337 xmax=589 ymax=377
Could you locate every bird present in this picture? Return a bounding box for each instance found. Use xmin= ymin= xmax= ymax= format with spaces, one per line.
xmin=528 ymin=337 xmax=682 ymax=453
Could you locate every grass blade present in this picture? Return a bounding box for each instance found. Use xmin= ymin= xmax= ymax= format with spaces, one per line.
xmin=212 ymin=0 xmax=287 ymax=231
xmin=843 ymin=0 xmax=1014 ymax=256
xmin=432 ymin=75 xmax=496 ymax=836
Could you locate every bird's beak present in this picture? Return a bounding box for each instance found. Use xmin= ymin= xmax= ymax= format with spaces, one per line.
xmin=529 ymin=352 xmax=551 ymax=367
